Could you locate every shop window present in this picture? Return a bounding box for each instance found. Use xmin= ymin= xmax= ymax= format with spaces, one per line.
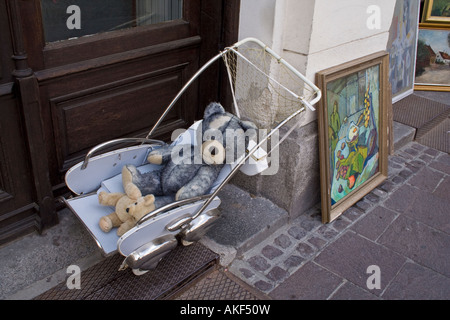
xmin=40 ymin=0 xmax=183 ymax=43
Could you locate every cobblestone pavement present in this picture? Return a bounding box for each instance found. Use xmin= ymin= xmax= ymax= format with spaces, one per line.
xmin=228 ymin=141 xmax=450 ymax=299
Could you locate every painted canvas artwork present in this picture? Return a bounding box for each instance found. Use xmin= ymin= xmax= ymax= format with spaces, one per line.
xmin=387 ymin=0 xmax=420 ymax=101
xmin=326 ymin=66 xmax=380 ymax=206
xmin=415 ymin=27 xmax=450 ymax=90
xmin=317 ymin=52 xmax=388 ymax=223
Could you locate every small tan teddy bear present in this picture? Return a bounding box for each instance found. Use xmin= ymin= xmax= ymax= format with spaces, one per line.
xmin=97 ymin=166 xmax=156 ymax=237
xmin=98 ymin=166 xmax=174 ymax=236
xmin=98 ymin=191 xmax=156 ymax=237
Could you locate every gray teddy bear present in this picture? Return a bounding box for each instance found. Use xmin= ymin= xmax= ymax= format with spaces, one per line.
xmin=123 ymin=102 xmax=258 ymax=202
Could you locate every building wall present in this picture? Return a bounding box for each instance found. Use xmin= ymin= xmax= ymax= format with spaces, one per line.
xmin=239 ymin=0 xmax=276 ymax=46
xmin=236 ymin=0 xmax=397 ymax=218
xmin=240 ymin=0 xmax=396 ymax=124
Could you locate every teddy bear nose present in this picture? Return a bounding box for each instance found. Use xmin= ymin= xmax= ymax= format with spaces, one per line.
xmin=126 ymin=208 xmax=129 ymax=213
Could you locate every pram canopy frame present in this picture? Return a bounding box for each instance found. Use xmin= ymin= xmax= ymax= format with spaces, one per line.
xmin=146 ymin=37 xmax=321 ymax=140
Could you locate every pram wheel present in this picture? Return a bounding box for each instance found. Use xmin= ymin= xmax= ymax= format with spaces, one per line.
xmin=132 ymin=268 xmax=150 ymax=276
xmin=124 ymin=234 xmax=178 ymax=273
xmin=178 ymin=209 xmax=221 ymax=245
xmin=180 ymin=239 xmax=194 ymax=247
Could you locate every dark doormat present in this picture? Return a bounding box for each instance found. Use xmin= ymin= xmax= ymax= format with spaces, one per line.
xmin=393 ymin=94 xmax=449 ymax=153
xmin=34 ymin=243 xmax=218 ymax=300
xmin=416 ymin=117 xmax=450 ymax=154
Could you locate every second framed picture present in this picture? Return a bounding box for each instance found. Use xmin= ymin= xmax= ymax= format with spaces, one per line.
xmin=422 ymin=0 xmax=450 ymax=25
xmin=316 ymin=52 xmax=389 ymax=223
xmin=414 ymin=24 xmax=450 ymax=91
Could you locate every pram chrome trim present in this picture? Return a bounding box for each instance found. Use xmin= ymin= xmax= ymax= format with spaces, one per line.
xmin=146 ymin=51 xmax=225 ymax=139
xmin=59 ymin=194 xmax=115 ymax=256
xmin=81 ymin=138 xmax=165 ymax=170
xmin=146 ymin=37 xmax=322 ymax=140
xmin=230 ymin=37 xmax=322 ymax=107
xmin=136 ymin=194 xmax=213 ymax=226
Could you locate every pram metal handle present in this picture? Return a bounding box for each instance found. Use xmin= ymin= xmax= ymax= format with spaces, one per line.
xmin=146 ymin=37 xmax=322 ymax=139
xmin=81 ymin=138 xmax=165 ymax=170
xmin=136 ymin=194 xmax=212 ymax=226
xmin=231 ymin=37 xmax=322 ymax=108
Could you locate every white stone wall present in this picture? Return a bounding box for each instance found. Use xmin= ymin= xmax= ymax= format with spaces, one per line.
xmin=239 ymin=0 xmax=396 ymax=124
xmin=238 ymin=0 xmax=277 ymax=47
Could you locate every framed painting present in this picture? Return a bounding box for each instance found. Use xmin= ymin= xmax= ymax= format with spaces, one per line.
xmin=316 ymin=52 xmax=389 ymax=223
xmin=414 ymin=24 xmax=450 ymax=91
xmin=387 ymin=0 xmax=420 ymax=103
xmin=422 ymin=0 xmax=450 ymax=25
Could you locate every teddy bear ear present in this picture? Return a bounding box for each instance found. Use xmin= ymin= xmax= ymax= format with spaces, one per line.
xmin=144 ymin=194 xmax=155 ymax=206
xmin=204 ymin=102 xmax=225 ymax=119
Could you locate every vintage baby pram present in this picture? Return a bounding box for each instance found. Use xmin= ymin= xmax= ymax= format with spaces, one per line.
xmin=62 ymin=38 xmax=321 ymax=275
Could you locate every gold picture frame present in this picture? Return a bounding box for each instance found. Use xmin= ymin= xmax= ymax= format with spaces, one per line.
xmin=414 ymin=24 xmax=450 ymax=91
xmin=316 ymin=52 xmax=389 ymax=223
xmin=422 ymin=0 xmax=450 ymax=25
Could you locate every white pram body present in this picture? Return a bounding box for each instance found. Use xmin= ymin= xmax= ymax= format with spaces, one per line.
xmin=63 ymin=38 xmax=321 ymax=275
xmin=64 ymin=121 xmax=268 ymax=274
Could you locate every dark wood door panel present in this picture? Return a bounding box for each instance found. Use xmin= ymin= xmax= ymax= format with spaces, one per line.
xmin=0 ymin=142 xmax=14 ymax=204
xmin=43 ymin=20 xmax=193 ymax=68
xmin=0 ymin=95 xmax=34 ymax=205
xmin=50 ymin=60 xmax=197 ymax=172
xmin=0 ymin=0 xmax=14 ymax=85
xmin=36 ymin=37 xmax=201 ymax=95
xmin=0 ymin=93 xmax=39 ymax=242
xmin=18 ymin=0 xmax=202 ymax=73
xmin=36 ymin=38 xmax=203 ymax=189
xmin=37 ymin=38 xmax=202 ymax=178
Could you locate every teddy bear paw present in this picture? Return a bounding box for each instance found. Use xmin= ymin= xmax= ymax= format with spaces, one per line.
xmin=117 ymin=221 xmax=134 ymax=237
xmin=99 ymin=216 xmax=113 ymax=233
xmin=175 ymin=187 xmax=185 ymax=201
xmin=148 ymin=153 xmax=163 ymax=165
xmin=117 ymin=227 xmax=127 ymax=237
xmin=98 ymin=191 xmax=107 ymax=204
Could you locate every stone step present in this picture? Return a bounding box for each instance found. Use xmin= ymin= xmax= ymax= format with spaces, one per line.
xmin=393 ymin=121 xmax=415 ymax=151
xmin=202 ymin=184 xmax=289 ymax=266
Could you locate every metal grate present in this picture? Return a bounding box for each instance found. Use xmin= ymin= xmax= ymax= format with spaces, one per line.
xmin=416 ymin=117 xmax=450 ymax=153
xmin=393 ymin=94 xmax=449 ymax=153
xmin=393 ymin=94 xmax=449 ymax=129
xmin=35 ymin=243 xmax=218 ymax=300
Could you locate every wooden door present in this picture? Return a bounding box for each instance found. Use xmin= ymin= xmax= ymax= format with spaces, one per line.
xmin=0 ymin=0 xmax=240 ymax=243
xmin=0 ymin=0 xmax=48 ymax=244
xmin=26 ymin=0 xmax=211 ymax=191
